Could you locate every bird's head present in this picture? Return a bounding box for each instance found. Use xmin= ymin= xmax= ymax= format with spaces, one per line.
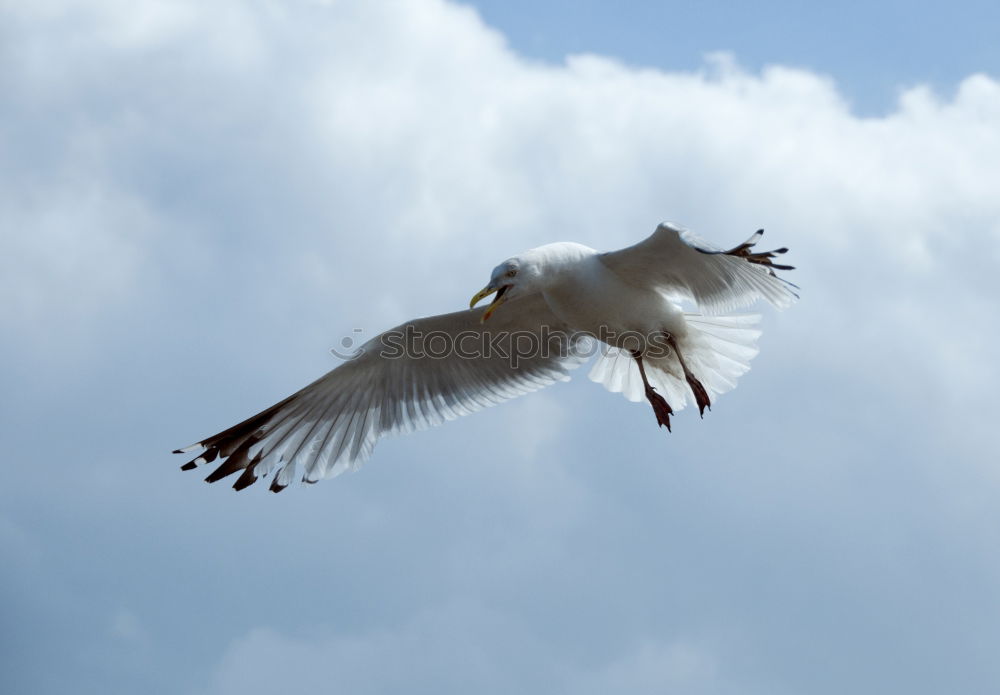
xmin=470 ymin=257 xmax=533 ymax=322
xmin=470 ymin=244 xmax=588 ymax=322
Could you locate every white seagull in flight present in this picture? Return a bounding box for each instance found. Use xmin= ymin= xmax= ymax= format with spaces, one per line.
xmin=175 ymin=222 xmax=797 ymax=492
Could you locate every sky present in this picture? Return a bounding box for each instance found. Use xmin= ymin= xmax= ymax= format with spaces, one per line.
xmin=2 ymin=1 xmax=999 ymax=693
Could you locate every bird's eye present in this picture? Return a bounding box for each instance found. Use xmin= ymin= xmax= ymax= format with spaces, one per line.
xmin=506 ymin=269 xmax=517 ymax=278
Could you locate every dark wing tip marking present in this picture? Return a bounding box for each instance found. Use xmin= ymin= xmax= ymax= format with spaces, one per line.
xmin=687 ymin=227 xmax=798 ymax=298
xmin=233 ymin=464 xmax=259 ymax=491
xmin=204 ymin=440 xmax=259 ymax=483
xmin=180 ymin=447 xmax=216 ymax=471
xmin=722 ymin=228 xmax=795 ymax=274
xmin=174 ymin=393 xmax=300 ymax=491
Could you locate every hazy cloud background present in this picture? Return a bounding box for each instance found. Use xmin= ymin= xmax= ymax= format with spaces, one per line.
xmin=2 ymin=1 xmax=999 ymax=693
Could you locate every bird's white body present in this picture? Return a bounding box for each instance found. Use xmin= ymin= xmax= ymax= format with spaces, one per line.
xmin=177 ymin=223 xmax=797 ymax=491
xmin=525 ymin=242 xmax=691 ymax=350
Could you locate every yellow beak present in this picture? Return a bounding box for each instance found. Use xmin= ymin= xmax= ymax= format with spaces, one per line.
xmin=470 ymin=285 xmax=508 ymax=323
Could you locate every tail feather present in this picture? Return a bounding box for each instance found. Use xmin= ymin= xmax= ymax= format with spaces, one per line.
xmin=588 ymin=313 xmax=762 ymax=413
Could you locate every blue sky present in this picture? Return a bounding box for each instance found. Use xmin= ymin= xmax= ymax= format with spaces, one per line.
xmin=469 ymin=0 xmax=1000 ymax=115
xmin=2 ymin=1 xmax=999 ymax=693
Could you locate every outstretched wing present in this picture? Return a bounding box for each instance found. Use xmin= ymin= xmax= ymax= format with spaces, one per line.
xmin=174 ymin=293 xmax=588 ymax=492
xmin=598 ymin=222 xmax=798 ymax=313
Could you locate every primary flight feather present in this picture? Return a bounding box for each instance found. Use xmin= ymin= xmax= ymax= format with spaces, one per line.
xmin=175 ymin=222 xmax=797 ymax=492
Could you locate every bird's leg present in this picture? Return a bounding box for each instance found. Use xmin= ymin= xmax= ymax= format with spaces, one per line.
xmin=665 ymin=335 xmax=711 ymax=418
xmin=631 ymin=350 xmax=673 ymax=432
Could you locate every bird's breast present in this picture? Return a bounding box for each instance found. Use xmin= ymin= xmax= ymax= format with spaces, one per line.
xmin=541 ymin=258 xmax=687 ymax=348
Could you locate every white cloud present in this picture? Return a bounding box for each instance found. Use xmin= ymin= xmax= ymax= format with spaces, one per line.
xmin=110 ymin=607 xmax=147 ymax=642
xmin=7 ymin=0 xmax=999 ymax=397
xmin=0 ymin=177 xmax=155 ymax=354
xmin=6 ymin=0 xmax=998 ymax=452
xmin=204 ymin=604 xmax=726 ymax=695
xmin=572 ymin=639 xmax=722 ymax=694
xmin=202 ymin=600 xmax=537 ymax=695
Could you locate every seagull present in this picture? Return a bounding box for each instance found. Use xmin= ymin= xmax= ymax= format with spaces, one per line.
xmin=175 ymin=222 xmax=797 ymax=492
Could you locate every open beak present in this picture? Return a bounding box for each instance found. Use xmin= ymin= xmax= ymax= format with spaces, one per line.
xmin=470 ymin=284 xmax=509 ymax=323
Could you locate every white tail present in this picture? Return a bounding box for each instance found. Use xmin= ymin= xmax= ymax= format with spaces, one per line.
xmin=588 ymin=313 xmax=762 ymax=412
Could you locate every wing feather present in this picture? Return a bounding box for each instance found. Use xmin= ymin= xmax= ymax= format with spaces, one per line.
xmin=598 ymin=222 xmax=798 ymax=313
xmin=175 ymin=292 xmax=587 ymax=491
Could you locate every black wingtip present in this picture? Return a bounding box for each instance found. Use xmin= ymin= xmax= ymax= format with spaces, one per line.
xmin=204 ymin=449 xmax=247 ymax=483
xmin=269 ymin=478 xmax=287 ymax=493
xmin=172 ymin=448 xmax=185 ymax=454
xmin=232 ymin=466 xmax=258 ymax=491
xmin=181 ymin=461 xmax=198 ymax=471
